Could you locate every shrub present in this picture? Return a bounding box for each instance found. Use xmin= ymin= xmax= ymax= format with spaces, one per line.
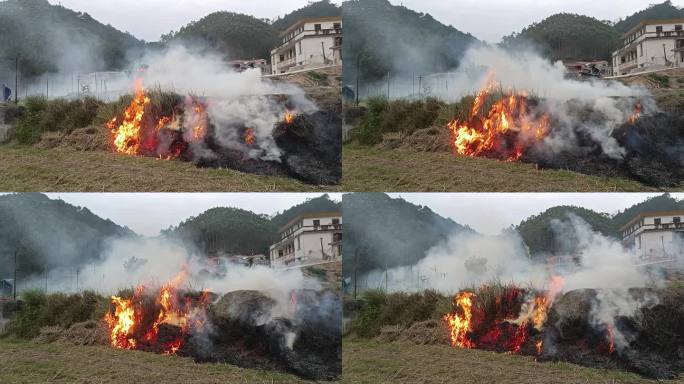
xmin=356 ymin=97 xmax=388 ymax=145
xmin=14 ymin=96 xmax=103 ymax=144
xmin=648 ymin=73 xmax=670 ymax=88
xmin=4 ymin=290 xmax=108 ymax=339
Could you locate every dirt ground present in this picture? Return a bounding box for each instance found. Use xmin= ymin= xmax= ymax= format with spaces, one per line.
xmin=341 ymin=145 xmax=673 ymax=192
xmin=0 ymin=338 xmax=322 ymax=384
xmin=342 ymin=339 xmax=684 ymax=384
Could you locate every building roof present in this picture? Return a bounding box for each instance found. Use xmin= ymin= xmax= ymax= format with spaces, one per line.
xmin=622 ymin=18 xmax=684 ymax=39
xmin=619 ymin=210 xmax=684 ymax=232
xmin=279 ymin=211 xmax=341 ymax=232
xmin=280 ymin=16 xmax=342 ymax=36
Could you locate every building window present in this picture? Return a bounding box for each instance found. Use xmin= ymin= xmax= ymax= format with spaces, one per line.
xmin=640 ymin=43 xmax=643 ymax=57
xmin=674 ymin=217 xmax=681 ymax=224
xmin=314 ymin=24 xmax=321 ymax=31
xmin=297 ymin=237 xmax=300 ymax=250
xmin=676 ymin=25 xmax=682 ymax=31
xmin=279 ymin=54 xmax=284 ymax=62
xmin=656 ymin=26 xmax=663 ymax=34
xmin=333 ymin=23 xmax=341 ymax=29
xmin=298 ymin=41 xmax=302 ymax=55
xmin=638 ymin=235 xmax=641 ymax=249
xmin=313 ymin=219 xmax=320 ymax=227
xmin=332 ymin=218 xmax=340 ymax=225
xmin=654 ymin=218 xmax=661 ymax=226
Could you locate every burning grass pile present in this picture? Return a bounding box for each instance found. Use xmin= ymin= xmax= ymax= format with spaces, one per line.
xmin=348 ymin=284 xmax=684 ymax=379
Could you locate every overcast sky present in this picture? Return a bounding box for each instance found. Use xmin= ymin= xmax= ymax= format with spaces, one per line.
xmin=388 ymin=193 xmax=684 ymax=235
xmin=48 ymin=0 xmax=342 ymax=41
xmin=47 ymin=0 xmax=683 ymax=43
xmin=43 ymin=193 xmax=341 ymax=237
xmin=392 ymin=0 xmax=684 ymax=42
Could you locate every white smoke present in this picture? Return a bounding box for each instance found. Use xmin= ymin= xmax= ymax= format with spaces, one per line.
xmin=359 ymin=214 xmax=655 ymax=294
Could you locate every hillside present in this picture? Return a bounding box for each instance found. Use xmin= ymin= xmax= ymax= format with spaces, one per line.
xmin=161 ymin=12 xmax=279 ymax=60
xmin=0 ymin=0 xmax=143 ymax=81
xmin=271 ymin=194 xmax=341 ymax=228
xmin=501 ymin=13 xmax=620 ymax=60
xmin=0 ymin=193 xmax=135 ymax=278
xmin=163 ymin=207 xmax=279 ymax=256
xmin=342 ymin=193 xmax=472 ymax=275
xmin=272 ymin=0 xmax=340 ymax=31
xmin=614 ymin=0 xmax=684 ymax=35
xmin=516 ymin=206 xmax=619 ymax=258
xmin=342 ymin=0 xmax=478 ymax=84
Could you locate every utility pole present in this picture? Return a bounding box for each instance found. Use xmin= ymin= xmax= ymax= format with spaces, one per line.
xmin=353 ymin=249 xmax=359 ymax=300
xmin=46 ymin=75 xmax=49 ymax=99
xmin=355 ymin=55 xmax=360 ymax=105
xmin=321 ymin=42 xmax=327 ymax=64
xmin=320 ymin=238 xmax=325 ymax=260
xmin=14 ymin=57 xmax=18 ymax=104
xmin=418 ymin=75 xmax=423 ymax=99
xmin=44 ymin=264 xmax=48 ymax=293
xmin=385 ymin=264 xmax=388 ymax=292
xmin=75 ymin=268 xmax=79 ymax=292
xmin=386 ymin=71 xmax=390 ymax=100
xmin=13 ymin=249 xmax=17 ymax=300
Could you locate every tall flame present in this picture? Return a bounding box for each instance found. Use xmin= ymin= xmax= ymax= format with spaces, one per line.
xmin=448 ymin=74 xmax=551 ymax=161
xmin=443 ymin=291 xmax=475 ymax=348
xmin=108 ymin=80 xmax=149 ymax=155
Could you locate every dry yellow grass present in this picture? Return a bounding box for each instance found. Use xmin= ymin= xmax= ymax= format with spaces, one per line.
xmin=0 ymin=145 xmax=340 ymax=192
xmin=342 ymin=145 xmax=676 ymax=192
xmin=0 ymin=338 xmax=321 ymax=383
xmin=342 ymin=338 xmax=684 ymax=384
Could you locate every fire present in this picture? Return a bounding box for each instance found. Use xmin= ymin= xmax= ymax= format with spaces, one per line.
xmin=108 ymin=80 xmax=149 ymax=155
xmin=536 ymin=339 xmax=543 ymax=355
xmin=607 ymin=326 xmax=616 ymax=354
xmin=627 ymin=102 xmax=642 ymax=124
xmin=244 ymin=128 xmax=256 ymax=145
xmin=448 ymin=74 xmax=551 ymax=161
xmin=104 ymin=271 xmax=210 ymax=355
xmin=187 ymin=99 xmax=208 ymax=142
xmin=443 ymin=291 xmax=475 ymax=348
xmin=284 ymin=111 xmax=296 ymax=125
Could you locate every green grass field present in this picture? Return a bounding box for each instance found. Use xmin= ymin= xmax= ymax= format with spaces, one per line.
xmin=0 ymin=338 xmax=318 ymax=384
xmin=0 ymin=145 xmax=338 ymax=192
xmin=342 ymin=338 xmax=684 ymax=384
xmin=342 ymin=145 xmax=675 ymax=192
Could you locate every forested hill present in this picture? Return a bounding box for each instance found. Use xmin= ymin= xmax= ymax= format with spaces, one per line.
xmin=501 ymin=13 xmax=620 ymax=60
xmin=342 ymin=0 xmax=478 ymax=84
xmin=516 ymin=206 xmax=618 ymax=258
xmin=0 ymin=0 xmax=144 ymax=79
xmin=160 ymin=12 xmax=279 ymax=60
xmin=516 ymin=194 xmax=683 ymax=258
xmin=0 ymin=193 xmax=135 ymax=278
xmin=271 ymin=194 xmax=341 ymax=229
xmin=501 ymin=1 xmax=684 ymax=61
xmin=614 ymin=1 xmax=684 ymax=36
xmin=272 ymin=0 xmax=341 ymax=31
xmin=163 ymin=208 xmax=279 ymax=256
xmin=342 ymin=193 xmax=473 ymax=275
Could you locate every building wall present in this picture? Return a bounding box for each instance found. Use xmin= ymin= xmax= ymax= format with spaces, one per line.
xmin=623 ymin=214 xmax=684 ymax=261
xmin=270 ymin=214 xmax=342 ymax=267
xmin=612 ymin=21 xmax=684 ymax=75
xmin=270 ymin=19 xmax=342 ymax=74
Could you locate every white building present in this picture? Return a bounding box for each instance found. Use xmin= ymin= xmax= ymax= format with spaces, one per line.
xmin=270 ymin=16 xmax=342 ymax=75
xmin=621 ymin=210 xmax=684 ymax=265
xmin=612 ymin=19 xmax=684 ymax=76
xmin=269 ymin=212 xmax=342 ymax=268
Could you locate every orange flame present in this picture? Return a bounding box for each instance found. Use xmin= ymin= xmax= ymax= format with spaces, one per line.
xmin=244 ymin=128 xmax=256 ymax=145
xmin=627 ymin=102 xmax=642 ymax=124
xmin=104 ymin=270 xmax=209 ymax=355
xmin=448 ymin=75 xmax=550 ymax=161
xmin=188 ymin=100 xmax=208 ymax=142
xmin=536 ymin=339 xmax=543 ymax=355
xmin=443 ymin=291 xmax=475 ymax=348
xmin=108 ymin=80 xmax=149 ymax=155
xmin=284 ymin=111 xmax=296 ymax=125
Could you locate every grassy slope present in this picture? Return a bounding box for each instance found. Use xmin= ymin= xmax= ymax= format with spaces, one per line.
xmin=342 ymin=339 xmax=684 ymax=384
xmin=0 ymin=339 xmax=315 ymax=384
xmin=342 ymin=145 xmax=673 ymax=192
xmin=0 ymin=145 xmax=338 ymax=192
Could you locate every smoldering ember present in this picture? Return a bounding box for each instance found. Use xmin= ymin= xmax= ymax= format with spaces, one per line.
xmin=343 ymin=193 xmax=684 ymax=380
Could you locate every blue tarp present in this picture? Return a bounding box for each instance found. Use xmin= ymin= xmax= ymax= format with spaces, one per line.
xmin=1 ymin=84 xmax=10 ymax=102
